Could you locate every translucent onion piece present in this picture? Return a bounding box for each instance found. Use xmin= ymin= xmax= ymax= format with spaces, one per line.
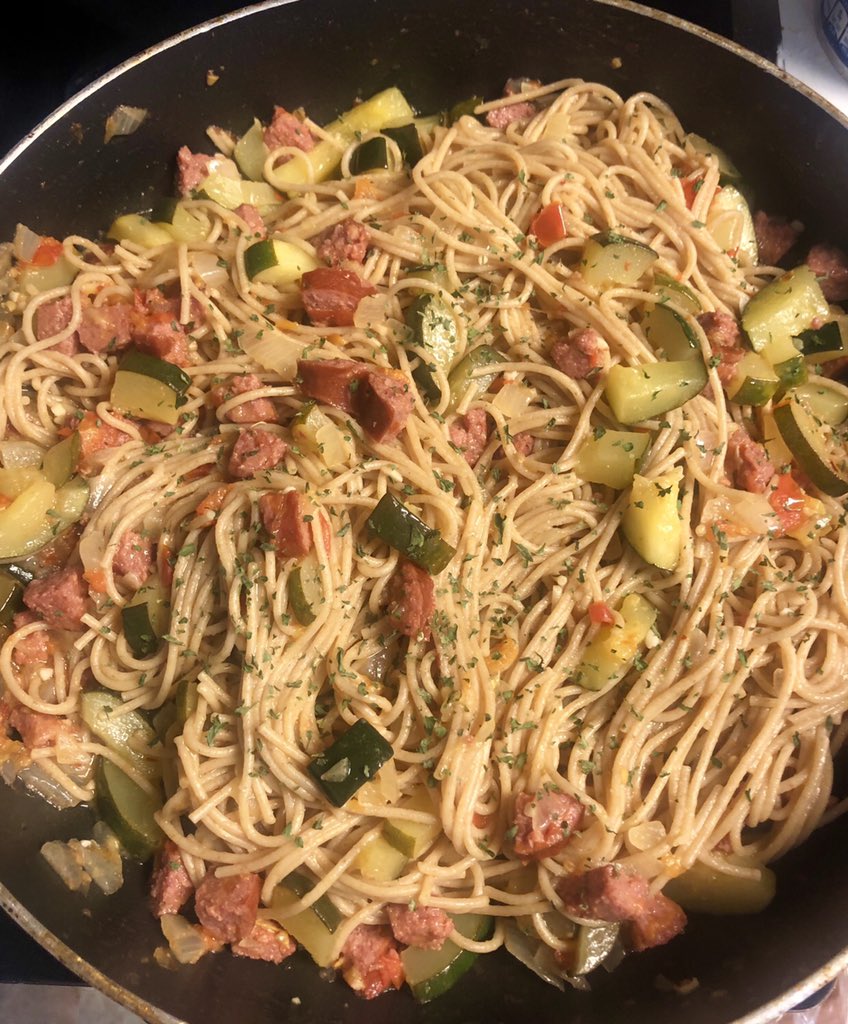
xmin=17 ymin=763 xmax=80 ymax=809
xmin=492 ymin=382 xmax=535 ymax=418
xmin=160 ymin=915 xmax=212 ymax=965
xmin=41 ymin=841 xmax=89 ymax=892
xmin=104 ymin=105 xmax=149 ymax=144
xmin=13 ymin=224 xmax=41 ymax=262
xmin=78 ymin=529 xmax=107 ymax=573
xmin=627 ymin=820 xmax=667 ymax=851
xmin=78 ymin=834 xmax=124 ymax=895
xmin=353 ymin=292 xmax=389 ymax=329
xmin=702 ymin=491 xmax=776 ymax=539
xmin=0 ymin=440 xmax=43 ymax=468
xmin=192 ymin=251 xmax=229 ymax=289
xmin=503 ymin=922 xmax=589 ymax=992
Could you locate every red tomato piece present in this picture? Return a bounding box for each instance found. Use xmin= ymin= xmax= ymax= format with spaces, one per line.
xmin=768 ymin=473 xmax=807 ymax=534
xmin=27 ymin=237 xmax=64 ymax=267
xmin=588 ymin=601 xmax=615 ymax=626
xmin=530 ymin=203 xmax=567 ymax=248
xmin=681 ymin=174 xmax=704 ymax=209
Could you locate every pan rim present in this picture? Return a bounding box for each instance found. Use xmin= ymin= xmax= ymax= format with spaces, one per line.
xmin=1 ymin=1 xmax=847 ymax=1022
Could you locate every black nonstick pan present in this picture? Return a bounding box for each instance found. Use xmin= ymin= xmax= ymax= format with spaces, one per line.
xmin=1 ymin=1 xmax=848 ymax=1021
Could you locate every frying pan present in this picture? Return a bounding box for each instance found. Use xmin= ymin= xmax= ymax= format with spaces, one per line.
xmin=2 ymin=1 xmax=848 ymax=1021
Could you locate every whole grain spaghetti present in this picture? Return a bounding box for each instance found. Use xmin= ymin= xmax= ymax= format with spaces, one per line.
xmin=1 ymin=76 xmax=847 ymax=997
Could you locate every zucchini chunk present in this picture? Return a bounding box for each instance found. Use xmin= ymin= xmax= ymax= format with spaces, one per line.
xmin=652 ymin=272 xmax=702 ymax=314
xmin=111 ymin=349 xmax=191 ymax=425
xmin=233 ymin=118 xmax=268 ymax=181
xmin=19 ymin=256 xmax=78 ymax=294
xmin=742 ymin=266 xmax=830 ymax=356
xmin=366 ymin=493 xmax=455 ymax=574
xmin=581 ymin=231 xmax=658 ymax=289
xmin=287 ymin=552 xmax=323 ymax=626
xmin=243 ymin=238 xmax=319 ymax=286
xmin=686 ymin=133 xmax=743 ymax=183
xmin=642 ymin=303 xmax=701 ymax=361
xmin=355 ymin=833 xmax=409 ymax=882
xmin=572 ymin=593 xmax=657 ymax=691
xmin=622 ymin=468 xmax=683 ymax=570
xmin=796 ymin=319 xmax=848 ymax=364
xmin=80 ymin=691 xmax=160 ymax=781
xmin=151 ymin=200 xmax=209 ymax=244
xmin=383 ymin=123 xmax=424 ymax=166
xmin=574 ymin=429 xmax=650 ymax=489
xmin=382 ymin=786 xmax=440 ymax=858
xmin=290 ymin=401 xmax=351 ymax=468
xmin=349 ymin=136 xmax=391 ymax=175
xmin=405 ymin=294 xmax=460 ymax=403
xmin=175 ymin=678 xmax=199 ymax=726
xmin=41 ymin=433 xmax=81 ymax=488
xmin=447 ymin=96 xmax=483 ymax=124
xmin=706 ymin=184 xmax=758 ymax=264
xmin=0 ymin=472 xmax=86 ymax=563
xmin=402 ymin=913 xmax=494 ymax=1003
xmin=108 ymin=214 xmax=174 ymax=249
xmin=197 ymin=173 xmax=282 ymax=217
xmin=270 ymin=87 xmax=415 ymax=187
xmin=663 ymin=860 xmax=776 ymax=915
xmin=725 ymin=352 xmax=780 ymax=406
xmin=95 ymin=758 xmax=163 ymax=860
xmin=794 ymin=381 xmax=848 ymax=426
xmin=270 ymin=874 xmax=341 ymax=967
xmin=773 ymin=396 xmax=848 ymax=496
xmin=308 ymin=720 xmax=393 ymax=807
xmin=446 ymin=345 xmax=503 ymax=411
xmin=121 ymin=577 xmax=170 ymax=659
xmin=604 ymin=360 xmax=707 ymax=424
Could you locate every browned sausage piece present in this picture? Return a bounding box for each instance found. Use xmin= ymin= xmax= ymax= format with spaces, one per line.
xmin=387 ymin=561 xmax=435 ymax=640
xmin=149 ymin=840 xmax=193 ymax=917
xmin=512 ymin=789 xmax=584 ymax=860
xmin=300 ymin=267 xmax=377 ymax=327
xmin=23 ymin=567 xmax=88 ymax=631
xmin=726 ymin=428 xmax=775 ymax=494
xmin=194 ymin=871 xmax=261 ymax=944
xmin=340 ymin=924 xmax=405 ymax=1000
xmin=386 ymin=904 xmax=453 ymax=950
xmin=259 ymin=490 xmax=313 ymax=559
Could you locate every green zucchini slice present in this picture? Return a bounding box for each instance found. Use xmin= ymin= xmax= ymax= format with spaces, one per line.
xmin=80 ymin=691 xmax=160 ymax=780
xmin=366 ymin=493 xmax=455 ymax=574
xmin=175 ymin=678 xmax=199 ymax=726
xmin=663 ymin=861 xmax=776 ymax=915
xmin=604 ymin=360 xmax=707 ymax=424
xmin=405 ymin=294 xmax=460 ymax=403
xmin=447 ymin=96 xmax=483 ymax=124
xmin=244 ymin=238 xmax=319 ymax=286
xmin=95 ymin=758 xmax=163 ymax=860
xmin=121 ymin=577 xmax=170 ymax=659
xmin=581 ymin=231 xmax=658 ymax=289
xmin=108 ymin=214 xmax=174 ymax=249
xmin=308 ymin=719 xmax=393 ymax=807
xmin=41 ymin=433 xmax=81 ymax=488
xmin=287 ymin=552 xmax=323 ymax=626
xmin=795 ymin=382 xmax=848 ymax=426
xmin=796 ymin=319 xmax=847 ymax=364
xmin=725 ymin=352 xmax=780 ymax=406
xmin=572 ymin=593 xmax=657 ymax=691
xmin=111 ymin=349 xmax=191 ymax=425
xmin=642 ymin=303 xmax=701 ymax=361
xmin=574 ymin=430 xmax=650 ymax=489
xmin=706 ymin=184 xmax=758 ymax=264
xmin=652 ymin=272 xmax=702 ymax=314
xmin=622 ymin=469 xmax=683 ymax=570
xmin=383 ymin=123 xmax=424 ymax=166
xmin=233 ymin=118 xmax=269 ymax=181
xmin=446 ymin=345 xmax=503 ymax=411
xmin=402 ymin=913 xmax=494 ymax=1003
xmin=742 ymin=266 xmax=830 ymax=355
xmin=773 ymin=397 xmax=848 ymax=496
xmin=350 ymin=136 xmax=391 ymax=175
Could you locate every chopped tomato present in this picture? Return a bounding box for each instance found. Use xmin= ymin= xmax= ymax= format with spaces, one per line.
xmin=0 ymin=495 xmax=12 ymax=511
xmin=26 ymin=236 xmax=64 ymax=267
xmin=77 ymin=410 xmax=131 ymax=466
xmin=530 ymin=203 xmax=567 ymax=248
xmin=83 ymin=568 xmax=108 ymax=594
xmin=588 ymin=601 xmax=615 ymax=626
xmin=681 ymin=174 xmax=704 ymax=209
xmin=195 ymin=485 xmax=231 ymax=517
xmin=320 ymin=512 xmax=332 ymax=554
xmin=181 ymin=465 xmax=212 ymax=483
xmin=472 ymin=811 xmax=495 ymax=830
xmin=768 ymin=473 xmax=807 ymax=535
xmin=353 ymin=176 xmax=379 ymax=201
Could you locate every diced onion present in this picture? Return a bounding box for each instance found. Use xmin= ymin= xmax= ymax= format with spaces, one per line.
xmin=17 ymin=763 xmax=80 ymax=809
xmin=627 ymin=820 xmax=667 ymax=851
xmin=78 ymin=529 xmax=107 ymax=573
xmin=240 ymin=327 xmax=344 ymax=379
xmin=13 ymin=224 xmax=41 ymax=263
xmin=0 ymin=440 xmax=43 ymax=469
xmin=353 ymin=292 xmax=390 ymax=329
xmin=41 ymin=841 xmax=90 ymax=892
xmin=192 ymin=251 xmax=229 ymax=289
xmin=702 ymin=490 xmax=776 ymax=539
xmin=503 ymin=922 xmax=589 ymax=992
xmin=492 ymin=382 xmax=535 ymax=418
xmin=160 ymin=914 xmax=212 ymax=965
xmin=104 ymin=105 xmax=149 ymax=144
